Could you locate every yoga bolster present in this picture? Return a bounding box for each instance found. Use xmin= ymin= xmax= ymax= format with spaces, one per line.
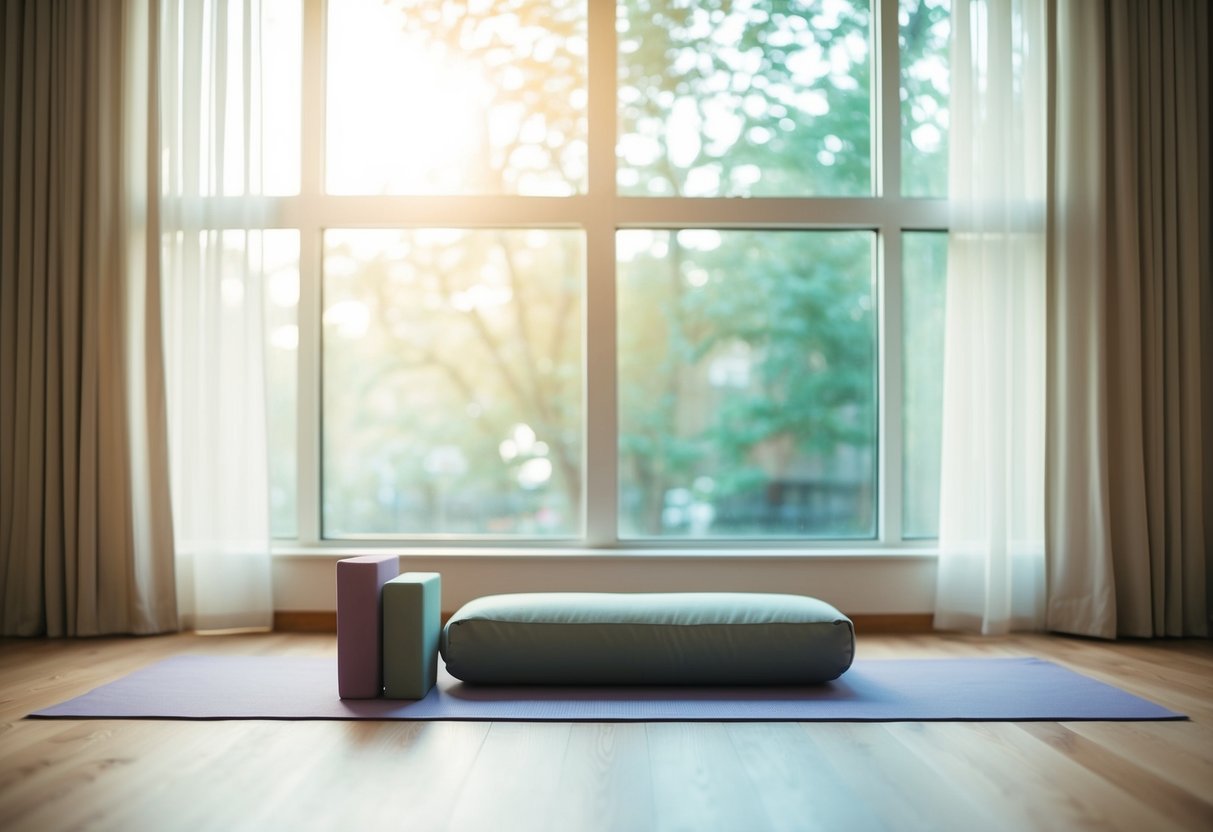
xmin=382 ymin=572 xmax=442 ymax=699
xmin=440 ymin=592 xmax=854 ymax=685
xmin=336 ymin=555 xmax=399 ymax=698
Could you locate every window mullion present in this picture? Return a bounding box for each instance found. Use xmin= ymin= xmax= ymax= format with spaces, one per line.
xmin=584 ymin=0 xmax=618 ymax=546
xmin=877 ymin=0 xmax=905 ymax=544
xmin=296 ymin=0 xmax=326 ymax=544
xmin=876 ymin=0 xmax=902 ymax=199
xmin=878 ymin=226 xmax=904 ymax=544
xmin=300 ymin=0 xmax=325 ymax=203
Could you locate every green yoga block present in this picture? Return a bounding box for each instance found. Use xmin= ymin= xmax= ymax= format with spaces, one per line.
xmin=382 ymin=572 xmax=442 ymax=699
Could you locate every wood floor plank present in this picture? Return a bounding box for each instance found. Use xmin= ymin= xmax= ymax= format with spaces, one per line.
xmin=0 ymin=721 xmax=140 ymax=831
xmin=724 ymin=721 xmax=889 ymax=832
xmin=882 ymin=722 xmax=1058 ymax=832
xmin=446 ymin=721 xmax=573 ymax=832
xmin=1017 ymin=721 xmax=1213 ymax=830
xmin=122 ymin=722 xmax=338 ymax=832
xmin=249 ymin=721 xmax=492 ymax=832
xmin=547 ymin=722 xmax=655 ymax=832
xmin=803 ymin=722 xmax=996 ymax=832
xmin=1 ymin=720 xmax=250 ymax=832
xmin=646 ymin=721 xmax=773 ymax=831
xmin=886 ymin=721 xmax=1196 ymax=832
xmin=984 ymin=721 xmax=1189 ymax=831
xmin=1063 ymin=720 xmax=1213 ymax=802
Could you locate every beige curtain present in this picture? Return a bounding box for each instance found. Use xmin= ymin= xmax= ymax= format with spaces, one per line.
xmin=1047 ymin=0 xmax=1212 ymax=638
xmin=0 ymin=0 xmax=177 ymax=636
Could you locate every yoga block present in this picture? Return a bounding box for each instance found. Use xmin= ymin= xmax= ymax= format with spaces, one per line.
xmin=337 ymin=555 xmax=399 ymax=698
xmin=382 ymin=572 xmax=442 ymax=699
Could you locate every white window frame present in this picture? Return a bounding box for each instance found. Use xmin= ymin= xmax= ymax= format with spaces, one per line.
xmin=265 ymin=0 xmax=948 ymax=553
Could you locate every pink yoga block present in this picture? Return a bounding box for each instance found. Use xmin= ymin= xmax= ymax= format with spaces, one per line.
xmin=337 ymin=555 xmax=399 ymax=698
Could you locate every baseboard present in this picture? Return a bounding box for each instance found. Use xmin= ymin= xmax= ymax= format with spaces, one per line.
xmin=273 ymin=611 xmax=338 ymax=633
xmin=850 ymin=613 xmax=934 ymax=633
xmin=273 ymin=611 xmax=934 ymax=635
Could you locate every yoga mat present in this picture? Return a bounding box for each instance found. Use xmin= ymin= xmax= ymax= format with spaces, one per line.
xmin=29 ymin=656 xmax=1183 ymax=722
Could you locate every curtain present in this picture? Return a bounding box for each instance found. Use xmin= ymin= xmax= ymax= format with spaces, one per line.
xmin=0 ymin=0 xmax=177 ymax=636
xmin=1046 ymin=0 xmax=1211 ymax=639
xmin=159 ymin=0 xmax=274 ymax=632
xmin=933 ymin=0 xmax=1048 ymax=634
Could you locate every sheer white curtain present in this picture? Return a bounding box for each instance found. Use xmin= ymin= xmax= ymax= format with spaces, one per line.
xmin=159 ymin=0 xmax=274 ymax=631
xmin=933 ymin=0 xmax=1048 ymax=634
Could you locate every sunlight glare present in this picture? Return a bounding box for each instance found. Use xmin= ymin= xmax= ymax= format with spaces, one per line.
xmin=327 ymin=0 xmax=493 ymax=194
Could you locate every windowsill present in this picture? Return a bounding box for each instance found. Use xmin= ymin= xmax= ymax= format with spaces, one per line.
xmin=270 ymin=542 xmax=942 ymax=614
xmin=272 ymin=543 xmax=939 ymax=561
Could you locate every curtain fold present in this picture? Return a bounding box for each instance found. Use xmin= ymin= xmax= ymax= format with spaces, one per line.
xmin=933 ymin=0 xmax=1048 ymax=634
xmin=159 ymin=0 xmax=274 ymax=632
xmin=1046 ymin=0 xmax=1211 ymax=638
xmin=0 ymin=0 xmax=177 ymax=636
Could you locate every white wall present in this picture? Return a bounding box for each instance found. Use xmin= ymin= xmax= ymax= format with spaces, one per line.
xmin=273 ymin=553 xmax=937 ymax=615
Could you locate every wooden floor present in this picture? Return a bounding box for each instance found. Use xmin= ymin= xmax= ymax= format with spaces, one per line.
xmin=1 ymin=632 xmax=1211 ymax=832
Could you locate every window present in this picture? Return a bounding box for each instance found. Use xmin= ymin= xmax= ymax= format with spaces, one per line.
xmin=618 ymin=229 xmax=877 ymax=538
xmin=253 ymin=0 xmax=950 ymax=547
xmin=322 ymin=227 xmax=585 ymax=536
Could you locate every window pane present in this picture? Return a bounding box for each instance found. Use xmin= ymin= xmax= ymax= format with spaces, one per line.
xmin=326 ymin=0 xmax=588 ymax=195
xmin=901 ymin=232 xmax=946 ymax=538
xmin=323 ymin=229 xmax=584 ymax=536
xmin=618 ymin=230 xmax=876 ymax=538
xmin=263 ymin=0 xmax=301 ymax=195
xmin=263 ymin=231 xmax=300 ymax=538
xmin=618 ymin=0 xmax=872 ymax=197
xmin=900 ymin=0 xmax=950 ymax=197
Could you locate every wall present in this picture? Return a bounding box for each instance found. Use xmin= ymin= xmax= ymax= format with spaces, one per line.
xmin=272 ymin=552 xmax=937 ymax=616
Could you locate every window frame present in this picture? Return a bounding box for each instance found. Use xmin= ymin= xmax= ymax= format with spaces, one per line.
xmin=258 ymin=0 xmax=949 ymax=551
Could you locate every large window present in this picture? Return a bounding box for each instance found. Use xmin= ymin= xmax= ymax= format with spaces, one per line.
xmin=253 ymin=0 xmax=950 ymax=547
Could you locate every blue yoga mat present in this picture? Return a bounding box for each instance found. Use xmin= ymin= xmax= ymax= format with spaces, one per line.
xmin=29 ymin=655 xmax=1183 ymax=722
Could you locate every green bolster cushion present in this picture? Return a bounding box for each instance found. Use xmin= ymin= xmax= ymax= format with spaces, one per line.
xmin=439 ymin=592 xmax=854 ymax=685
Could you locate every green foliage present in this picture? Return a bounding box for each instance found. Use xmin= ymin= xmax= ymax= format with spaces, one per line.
xmin=900 ymin=0 xmax=951 ymax=196
xmin=618 ymin=0 xmax=872 ymax=196
xmin=618 ymin=229 xmax=875 ymax=536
